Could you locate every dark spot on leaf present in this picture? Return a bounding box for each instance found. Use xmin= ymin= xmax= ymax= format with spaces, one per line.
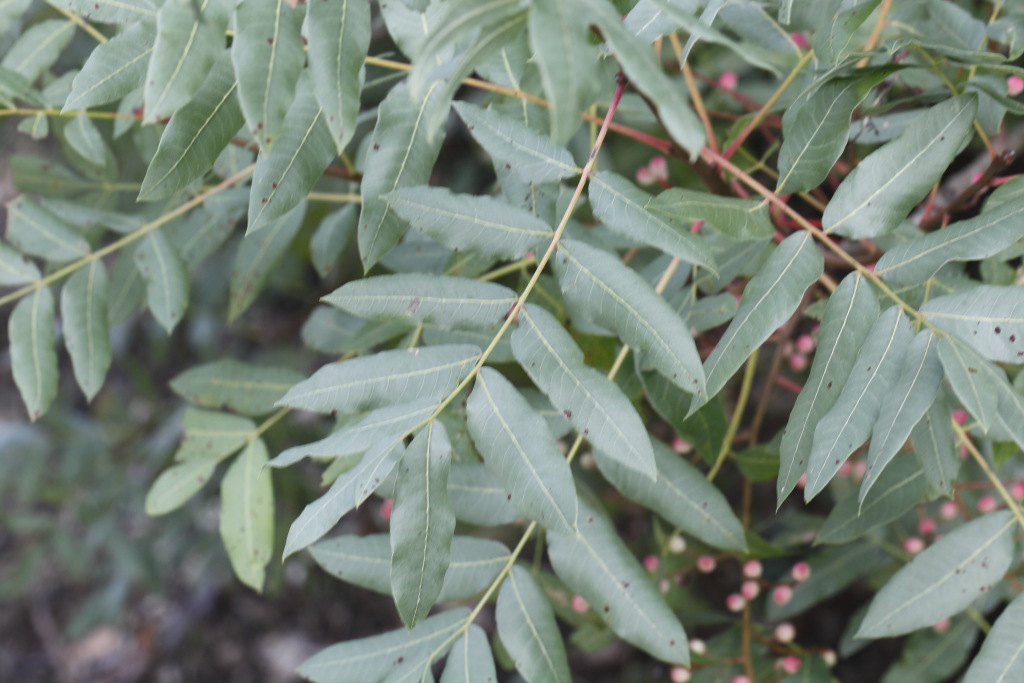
xmin=968 ymin=367 xmax=978 ymax=373
xmin=603 ymin=605 xmax=609 ymax=613
xmin=505 ymin=163 xmax=511 ymax=170
xmin=622 ymin=582 xmax=629 ymax=588
xmin=267 ymin=37 xmax=274 ymax=44
xmin=563 ymin=409 xmax=572 ymax=418
xmin=373 ymin=143 xmax=380 ymax=150
xmin=507 ymin=493 xmax=512 ymax=501
xmin=1011 ymin=335 xmax=1017 ymax=342
xmin=587 ymin=516 xmax=593 ymax=523
xmin=995 ymin=326 xmax=1001 ymax=334
xmin=827 ymin=381 xmax=833 ymax=388
xmin=271 ymin=182 xmax=278 ymax=188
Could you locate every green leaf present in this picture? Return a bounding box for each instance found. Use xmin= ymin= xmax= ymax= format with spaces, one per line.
xmin=60 ymin=261 xmax=111 ymax=401
xmin=512 ymin=305 xmax=655 ymax=479
xmin=390 ymin=421 xmax=456 ymax=626
xmin=857 ymin=511 xmax=1016 ymax=638
xmin=9 ymin=287 xmax=58 ymax=421
xmin=17 ymin=113 xmax=48 ymax=140
xmin=324 ymin=275 xmax=516 ymax=331
xmin=817 ymin=457 xmax=929 ymax=545
xmin=527 ymin=0 xmax=598 ymax=145
xmin=860 ymin=330 xmax=943 ymax=501
xmin=448 ymin=461 xmax=521 ymax=526
xmin=228 ymin=201 xmax=306 ymax=321
xmin=548 ymin=499 xmax=690 ymax=666
xmin=305 ymin=0 xmax=370 ymax=152
xmin=173 ymin=408 xmax=255 ymax=462
xmin=297 ymin=608 xmax=469 ymax=683
xmin=283 ymin=438 xmax=406 ymax=557
xmin=466 ymin=368 xmax=578 ymax=535
xmin=922 ymin=286 xmax=1024 ymax=364
xmin=593 ymin=440 xmax=747 ymax=552
xmin=453 ymin=101 xmax=579 ymax=184
xmin=588 ymin=172 xmax=716 ymax=272
xmin=359 ymin=82 xmax=446 ymax=269
xmin=145 ymin=457 xmax=221 ymax=515
xmin=882 ymin=616 xmax=978 ymax=683
xmin=822 ymin=95 xmax=978 ymax=239
xmin=0 ymin=241 xmax=40 ymax=285
xmin=937 ymin=334 xmax=1004 ymax=431
xmin=62 ymin=0 xmax=157 ymax=24
xmin=144 ymin=0 xmax=229 ymax=123
xmin=779 ymin=273 xmax=879 ymax=504
xmin=588 ymin=1 xmax=705 ymax=155
xmin=496 ymin=565 xmax=572 ymax=683
xmin=139 ymin=52 xmax=244 ymax=201
xmin=554 ymin=239 xmax=705 ymax=396
xmin=805 ymin=307 xmax=913 ymax=500
xmin=64 ymin=22 xmax=154 ymax=111
xmin=134 ymin=229 xmax=188 ymax=334
xmin=1 ymin=19 xmax=75 ymax=81
xmin=170 ymin=359 xmax=302 ymax=416
xmin=767 ymin=543 xmax=887 ymax=621
xmin=695 ymin=232 xmax=822 ymax=412
xmin=440 ymin=625 xmax=497 ymax=683
xmin=962 ymin=591 xmax=1024 ymax=683
xmin=219 ymin=438 xmax=274 ymax=592
xmin=310 ymin=204 xmax=356 ymax=277
xmin=875 ymin=194 xmax=1024 ymax=287
xmin=911 ymin=395 xmax=959 ymax=497
xmin=107 ymin=243 xmax=145 ymax=324
xmin=388 ymin=186 xmax=551 ymax=260
xmin=6 ymin=195 xmax=90 ymax=262
xmin=279 ymin=344 xmax=479 ymax=416
xmin=270 ymin=399 xmax=437 ymax=468
xmin=165 ymin=194 xmax=246 ymax=270
xmin=777 ymin=74 xmax=889 ymax=195
xmin=231 ymin=0 xmax=305 ymax=147
xmin=809 ymin=0 xmax=882 ymax=64
xmin=63 ymin=115 xmax=108 ymax=168
xmin=648 ymin=188 xmax=774 ymax=241
xmin=312 ymin=534 xmax=508 ymax=603
xmin=247 ymin=74 xmax=336 ymax=233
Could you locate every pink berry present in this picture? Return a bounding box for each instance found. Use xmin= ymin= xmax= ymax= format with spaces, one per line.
xmin=571 ymin=595 xmax=589 ymax=613
xmin=790 ymin=32 xmax=809 ymax=48
xmin=795 ymin=334 xmax=816 ymax=354
xmin=903 ymin=537 xmax=925 ymax=554
xmin=788 ymin=353 xmax=808 ymax=372
xmin=742 ymin=559 xmax=763 ymax=579
xmin=791 ymin=562 xmax=811 ymax=582
xmin=952 ymin=409 xmax=969 ymax=425
xmin=773 ymin=585 xmax=793 ymax=605
xmin=1011 ymin=482 xmax=1024 ymax=500
xmin=741 ymin=580 xmax=760 ymax=600
xmin=918 ymin=518 xmax=936 ymax=536
xmin=796 ymin=473 xmax=807 ymax=489
xmin=644 ymin=555 xmax=660 ymax=572
xmin=670 ymin=666 xmax=692 ymax=683
xmin=774 ymin=622 xmax=796 ymax=643
xmin=725 ymin=593 xmax=746 ymax=612
xmin=648 ymin=156 xmax=669 ymax=182
xmin=837 ymin=460 xmax=853 ymax=477
xmin=660 ymin=578 xmax=671 ymax=594
xmin=696 ymin=555 xmax=717 ymax=573
xmin=852 ymin=461 xmax=867 ymax=480
xmin=978 ymin=495 xmax=998 ymax=513
xmin=933 ymin=618 xmax=951 ymax=633
xmin=781 ymin=656 xmax=802 ymax=674
xmin=635 ymin=167 xmax=654 ymax=185
xmin=1008 ymin=75 xmax=1024 ymax=96
xmin=940 ymin=501 xmax=959 ymax=520
xmin=731 ymin=676 xmax=752 ymax=683
xmin=718 ymin=71 xmax=738 ymax=90
xmin=672 ymin=436 xmax=692 ymax=454
xmin=380 ymin=498 xmax=393 ymax=521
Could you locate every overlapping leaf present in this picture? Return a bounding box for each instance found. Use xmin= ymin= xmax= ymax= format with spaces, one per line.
xmin=170 ymin=359 xmax=302 ymax=416
xmin=810 ymin=0 xmax=883 ymax=64
xmin=548 ymin=499 xmax=690 ymax=666
xmin=172 ymin=408 xmax=255 ymax=462
xmin=962 ymin=592 xmax=1024 ymax=683
xmin=61 ymin=0 xmax=157 ymax=24
xmin=0 ymin=241 xmax=40 ymax=285
xmin=448 ymin=461 xmax=521 ymax=526
xmin=324 ymin=275 xmax=516 ymax=331
xmin=219 ymin=438 xmax=274 ymax=592
xmin=359 ymin=82 xmax=447 ymax=268
xmin=648 ymin=188 xmax=774 ymax=241
xmin=134 ymin=229 xmax=188 ymax=334
xmin=910 ymin=395 xmax=959 ymax=497
xmin=588 ymin=172 xmax=716 ymax=271
xmin=61 ymin=261 xmax=111 ymax=401
xmin=1 ymin=19 xmax=74 ymax=81
xmin=695 ymin=232 xmax=822 ymax=412
xmin=388 ymin=186 xmax=551 ymax=260
xmin=922 ymin=286 xmax=1024 ymax=363
xmin=805 ymin=307 xmax=913 ymax=500
xmin=231 ymin=0 xmax=305 ymax=147
xmin=440 ymin=625 xmax=497 ymax=683
xmin=512 ymin=305 xmax=655 ymax=479
xmin=306 ymin=0 xmax=370 ymax=152
xmin=390 ymin=421 xmax=455 ymax=626
xmin=496 ymin=566 xmax=572 ymax=683
xmin=822 ymin=95 xmax=978 ymax=239
xmin=278 ymin=344 xmax=479 ymax=416
xmin=9 ymin=287 xmax=58 ymax=421
xmin=937 ymin=334 xmax=1005 ymax=431
xmin=553 ymin=239 xmax=705 ymax=397
xmin=466 ymin=368 xmax=578 ymax=535
xmin=64 ymin=22 xmax=154 ymax=111
xmin=857 ymin=511 xmax=1016 ymax=638
xmin=228 ymin=202 xmax=306 ymax=321
xmin=6 ymin=195 xmax=90 ymax=262
xmin=139 ymin=52 xmax=244 ymax=201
